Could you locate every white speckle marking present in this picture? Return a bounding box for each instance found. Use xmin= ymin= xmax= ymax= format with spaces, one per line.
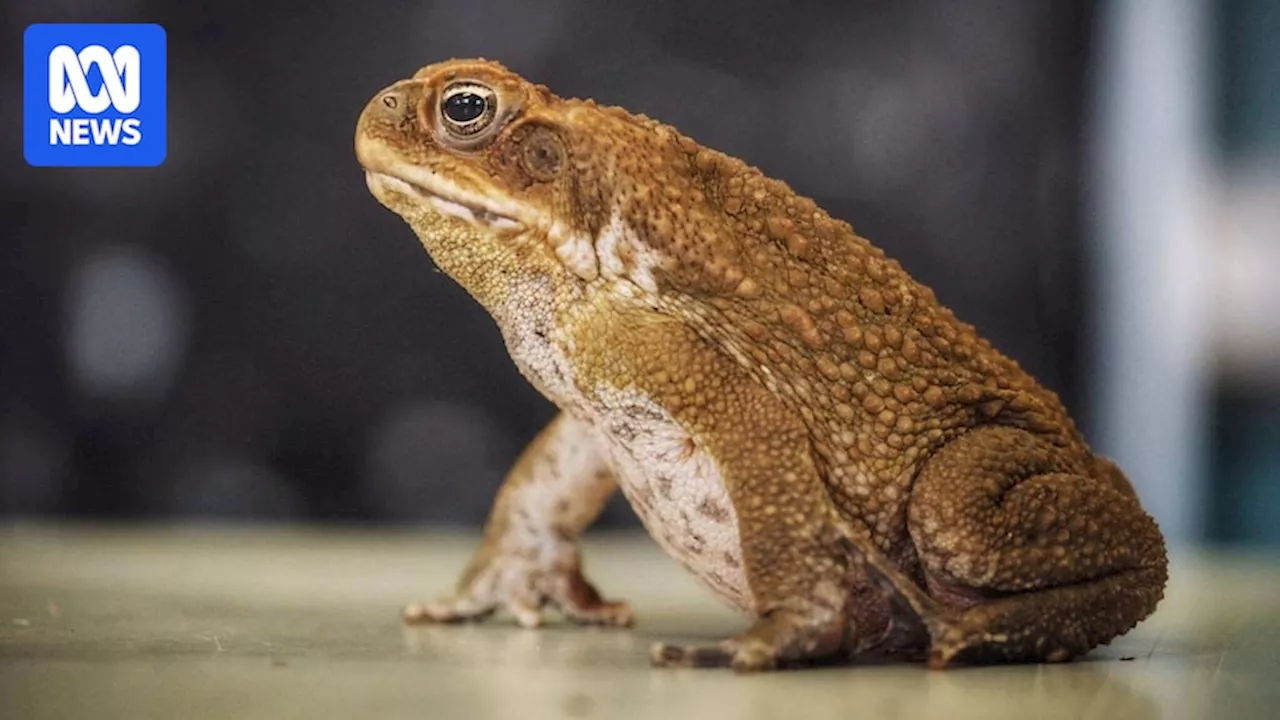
xmin=498 ymin=279 xmax=581 ymax=408
xmin=593 ymin=209 xmax=660 ymax=293
xmin=550 ymin=220 xmax=599 ymax=281
xmin=593 ymin=387 xmax=754 ymax=613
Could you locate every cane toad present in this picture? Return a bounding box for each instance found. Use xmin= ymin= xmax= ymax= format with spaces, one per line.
xmin=353 ymin=58 xmax=1168 ymax=672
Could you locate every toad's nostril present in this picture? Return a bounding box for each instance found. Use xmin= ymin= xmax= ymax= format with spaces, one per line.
xmin=381 ymin=93 xmax=399 ymax=110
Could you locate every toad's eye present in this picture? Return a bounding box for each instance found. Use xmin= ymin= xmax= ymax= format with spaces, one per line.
xmin=440 ymin=83 xmax=496 ymax=136
xmin=444 ymin=92 xmax=484 ymax=122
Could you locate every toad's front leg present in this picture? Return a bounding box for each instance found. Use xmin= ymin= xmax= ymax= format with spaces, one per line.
xmin=403 ymin=412 xmax=633 ymax=629
xmin=580 ymin=315 xmax=870 ymax=672
xmin=642 ymin=402 xmax=858 ymax=672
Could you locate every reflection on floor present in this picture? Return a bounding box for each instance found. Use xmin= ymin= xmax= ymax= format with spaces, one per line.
xmin=1 ymin=524 xmax=1278 ymax=719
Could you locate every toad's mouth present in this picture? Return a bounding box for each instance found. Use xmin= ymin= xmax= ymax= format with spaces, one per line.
xmin=365 ymin=171 xmax=522 ymax=231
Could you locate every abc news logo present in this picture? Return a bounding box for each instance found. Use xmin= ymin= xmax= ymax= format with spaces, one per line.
xmin=48 ymin=44 xmax=144 ymax=147
xmin=24 ymin=24 xmax=167 ymax=167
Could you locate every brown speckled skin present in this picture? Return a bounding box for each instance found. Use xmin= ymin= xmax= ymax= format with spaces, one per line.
xmin=354 ymin=59 xmax=1168 ymax=672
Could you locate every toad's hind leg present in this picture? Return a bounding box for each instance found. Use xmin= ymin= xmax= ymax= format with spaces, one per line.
xmin=854 ymin=426 xmax=1168 ymax=668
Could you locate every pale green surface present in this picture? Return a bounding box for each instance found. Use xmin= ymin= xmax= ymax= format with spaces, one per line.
xmin=1 ymin=524 xmax=1278 ymax=719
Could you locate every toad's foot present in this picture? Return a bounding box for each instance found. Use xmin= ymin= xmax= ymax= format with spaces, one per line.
xmin=403 ymin=541 xmax=633 ymax=629
xmin=649 ymin=606 xmax=847 ymax=673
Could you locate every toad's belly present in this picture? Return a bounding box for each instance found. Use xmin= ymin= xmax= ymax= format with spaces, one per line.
xmin=593 ymin=396 xmax=755 ymax=614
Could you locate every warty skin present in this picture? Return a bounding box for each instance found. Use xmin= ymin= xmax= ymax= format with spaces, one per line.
xmin=354 ymin=58 xmax=1167 ymax=672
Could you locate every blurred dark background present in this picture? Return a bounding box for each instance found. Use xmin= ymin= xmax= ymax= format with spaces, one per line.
xmin=2 ymin=1 xmax=1277 ymax=545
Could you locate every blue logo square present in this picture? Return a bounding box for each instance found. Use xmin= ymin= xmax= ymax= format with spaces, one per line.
xmin=24 ymin=23 xmax=167 ymax=167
